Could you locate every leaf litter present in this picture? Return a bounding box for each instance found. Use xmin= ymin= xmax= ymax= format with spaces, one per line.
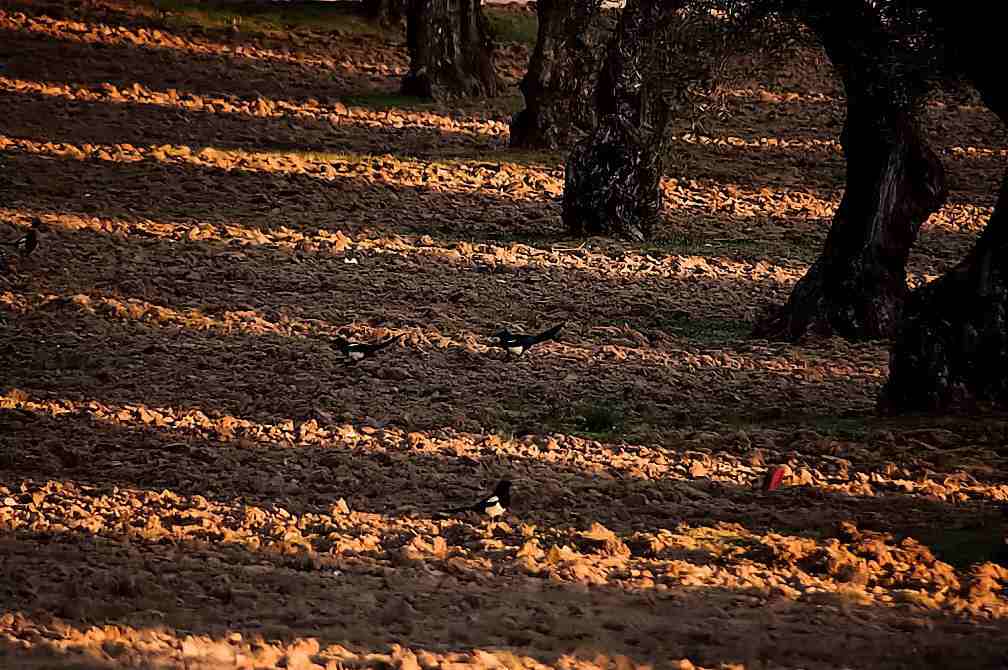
xmin=1 ymin=1 xmax=1008 ymax=668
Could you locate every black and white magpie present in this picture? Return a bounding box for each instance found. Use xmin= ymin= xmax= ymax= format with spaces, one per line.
xmin=332 ymin=335 xmax=397 ymax=363
xmin=443 ymin=479 xmax=511 ymax=518
xmin=489 ymin=322 xmax=564 ymax=357
xmin=1 ymin=218 xmax=41 ymax=257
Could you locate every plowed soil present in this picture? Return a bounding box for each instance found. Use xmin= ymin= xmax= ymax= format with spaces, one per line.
xmin=2 ymin=1 xmax=1008 ymax=669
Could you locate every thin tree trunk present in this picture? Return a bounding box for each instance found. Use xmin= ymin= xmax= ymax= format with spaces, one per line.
xmin=510 ymin=0 xmax=606 ymax=149
xmin=562 ymin=0 xmax=677 ymax=241
xmin=753 ymin=5 xmax=947 ymax=341
xmin=402 ymin=0 xmax=500 ymax=99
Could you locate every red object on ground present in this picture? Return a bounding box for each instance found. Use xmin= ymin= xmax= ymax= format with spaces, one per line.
xmin=762 ymin=466 xmax=786 ymax=492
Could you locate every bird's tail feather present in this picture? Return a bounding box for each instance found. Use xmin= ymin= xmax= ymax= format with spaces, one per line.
xmin=532 ymin=322 xmax=565 ymax=345
xmin=373 ymin=337 xmax=397 ymax=350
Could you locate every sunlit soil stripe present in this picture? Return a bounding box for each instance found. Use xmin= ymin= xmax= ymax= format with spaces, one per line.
xmin=0 ymin=131 xmax=837 ymax=222
xmin=720 ymin=87 xmax=841 ymax=104
xmin=0 ymin=389 xmax=859 ymax=490
xmin=0 ymin=289 xmax=480 ymax=353
xmin=920 ymin=202 xmax=995 ymax=234
xmin=13 ymin=390 xmax=1005 ymax=517
xmin=0 ymin=75 xmax=509 ymax=140
xmin=0 ymin=132 xmax=560 ymax=199
xmin=662 ymin=175 xmax=841 ymax=219
xmin=1 ymin=128 xmax=986 ymax=232
xmin=0 ymin=615 xmax=557 ymax=670
xmin=0 ymin=205 xmax=808 ymax=286
xmin=0 ymin=10 xmax=404 ymax=78
xmin=670 ymin=131 xmax=843 ymax=154
xmin=0 ymin=393 xmax=748 ymax=490
xmin=0 ymin=287 xmax=881 ymax=378
xmin=946 ymin=145 xmax=1008 ymax=159
xmin=663 ymin=174 xmax=990 ymax=235
xmin=672 ymin=132 xmax=1007 ymax=161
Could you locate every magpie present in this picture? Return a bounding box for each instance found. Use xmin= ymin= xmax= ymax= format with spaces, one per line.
xmin=489 ymin=322 xmax=564 ymax=357
xmin=332 ymin=335 xmax=397 ymax=362
xmin=442 ymin=479 xmax=511 ymax=518
xmin=1 ymin=218 xmax=41 ymax=257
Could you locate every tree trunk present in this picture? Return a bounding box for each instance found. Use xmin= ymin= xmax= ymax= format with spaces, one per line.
xmin=363 ymin=0 xmax=405 ymax=26
xmin=753 ymin=6 xmax=947 ymax=341
xmin=402 ymin=0 xmax=500 ymax=99
xmin=510 ymin=0 xmax=606 ymax=149
xmin=562 ymin=0 xmax=677 ymax=241
xmin=880 ymin=173 xmax=1008 ymax=412
xmin=879 ymin=6 xmax=1008 ymax=413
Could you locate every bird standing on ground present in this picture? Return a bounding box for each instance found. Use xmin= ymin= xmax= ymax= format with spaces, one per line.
xmin=1 ymin=218 xmax=41 ymax=257
xmin=442 ymin=479 xmax=511 ymax=518
xmin=489 ymin=322 xmax=564 ymax=357
xmin=331 ymin=335 xmax=397 ymax=363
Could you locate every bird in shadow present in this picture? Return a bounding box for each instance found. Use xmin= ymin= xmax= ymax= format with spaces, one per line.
xmin=331 ymin=335 xmax=398 ymax=364
xmin=489 ymin=322 xmax=565 ymax=357
xmin=1 ymin=217 xmax=42 ymax=258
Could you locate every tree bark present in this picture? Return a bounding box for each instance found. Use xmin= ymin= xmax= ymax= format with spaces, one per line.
xmin=510 ymin=0 xmax=607 ymax=149
xmin=402 ymin=0 xmax=500 ymax=99
xmin=753 ymin=5 xmax=947 ymax=341
xmin=880 ymin=173 xmax=1008 ymax=412
xmin=879 ymin=4 xmax=1008 ymax=413
xmin=562 ymin=0 xmax=678 ymax=241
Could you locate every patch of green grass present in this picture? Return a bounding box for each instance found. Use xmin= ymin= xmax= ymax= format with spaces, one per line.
xmin=654 ymin=314 xmax=752 ymax=345
xmin=715 ymin=411 xmax=875 ymax=441
xmin=574 ymin=400 xmax=625 ymax=438
xmin=485 ymin=8 xmax=538 ymax=46
xmin=340 ymin=92 xmax=443 ymax=113
xmin=645 ymin=231 xmax=706 ymax=255
xmin=529 ymin=399 xmax=630 ymax=441
xmin=146 ymin=0 xmax=392 ymax=37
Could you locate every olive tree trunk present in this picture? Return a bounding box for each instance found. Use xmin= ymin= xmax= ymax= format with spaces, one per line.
xmin=753 ymin=5 xmax=947 ymax=341
xmin=880 ymin=3 xmax=1008 ymax=412
xmin=402 ymin=0 xmax=500 ymax=99
xmin=562 ymin=0 xmax=679 ymax=241
xmin=510 ymin=0 xmax=607 ymax=149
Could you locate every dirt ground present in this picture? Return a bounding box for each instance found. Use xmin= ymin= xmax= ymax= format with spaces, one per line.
xmin=1 ymin=1 xmax=1008 ymax=668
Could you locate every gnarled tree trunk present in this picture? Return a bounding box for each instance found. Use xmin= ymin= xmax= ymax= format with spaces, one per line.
xmin=880 ymin=4 xmax=1008 ymax=413
xmin=510 ymin=0 xmax=607 ymax=149
xmin=402 ymin=0 xmax=500 ymax=99
xmin=562 ymin=0 xmax=678 ymax=241
xmin=753 ymin=5 xmax=947 ymax=341
xmin=881 ymin=172 xmax=1008 ymax=412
